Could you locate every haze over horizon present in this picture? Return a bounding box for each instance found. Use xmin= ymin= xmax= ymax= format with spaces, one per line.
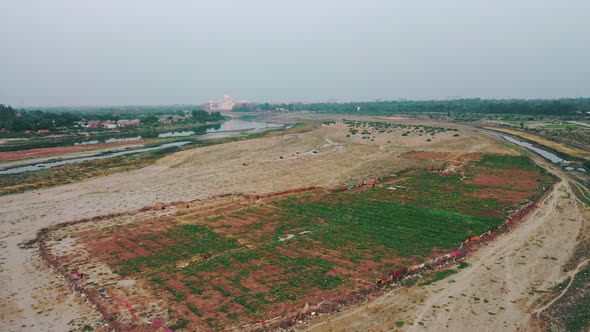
xmin=1 ymin=0 xmax=589 ymax=107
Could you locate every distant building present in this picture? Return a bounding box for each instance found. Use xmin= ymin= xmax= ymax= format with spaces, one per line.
xmin=234 ymin=102 xmax=254 ymax=109
xmin=102 ymin=121 xmax=117 ymax=129
xmin=117 ymin=119 xmax=140 ymax=127
xmin=204 ymin=94 xmax=235 ymax=112
xmin=219 ymin=94 xmax=234 ymax=111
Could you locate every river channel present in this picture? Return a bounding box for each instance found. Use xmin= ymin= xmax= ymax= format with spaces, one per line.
xmin=0 ymin=119 xmax=283 ymax=175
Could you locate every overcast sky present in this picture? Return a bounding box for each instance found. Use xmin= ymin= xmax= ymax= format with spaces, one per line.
xmin=1 ymin=0 xmax=589 ymax=107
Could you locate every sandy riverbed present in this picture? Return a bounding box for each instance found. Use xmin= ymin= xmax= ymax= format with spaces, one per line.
xmin=0 ymin=119 xmax=520 ymax=331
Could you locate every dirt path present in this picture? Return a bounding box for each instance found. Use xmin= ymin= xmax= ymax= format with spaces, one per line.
xmin=305 ymin=161 xmax=589 ymax=332
xmin=406 ymin=180 xmax=583 ymax=331
xmin=532 ymin=258 xmax=590 ymax=317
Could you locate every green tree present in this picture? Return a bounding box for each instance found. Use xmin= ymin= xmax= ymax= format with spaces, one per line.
xmin=139 ymin=115 xmax=159 ymax=125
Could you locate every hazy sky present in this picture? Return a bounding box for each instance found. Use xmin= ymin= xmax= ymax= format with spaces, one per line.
xmin=1 ymin=0 xmax=589 ymax=106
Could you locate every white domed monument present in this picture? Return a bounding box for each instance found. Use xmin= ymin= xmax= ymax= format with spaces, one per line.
xmin=219 ymin=94 xmax=234 ymax=111
xmin=205 ymin=94 xmax=235 ymax=113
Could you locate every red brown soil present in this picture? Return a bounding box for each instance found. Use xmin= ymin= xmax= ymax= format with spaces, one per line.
xmin=77 ymin=217 xmax=175 ymax=259
xmin=42 ymin=173 xmax=550 ymax=331
xmin=402 ymin=151 xmax=455 ymax=159
xmin=401 ymin=151 xmax=482 ymax=161
xmin=0 ymin=139 xmax=148 ymax=162
xmin=467 ymin=188 xmax=531 ymax=204
xmin=63 ymin=192 xmax=424 ymax=331
xmin=467 ymin=169 xmax=541 ymax=191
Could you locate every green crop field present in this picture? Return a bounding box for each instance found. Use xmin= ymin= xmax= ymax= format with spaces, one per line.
xmin=53 ymin=153 xmax=552 ymax=331
xmin=271 ymin=189 xmax=501 ymax=258
xmin=476 ymin=154 xmax=539 ymax=171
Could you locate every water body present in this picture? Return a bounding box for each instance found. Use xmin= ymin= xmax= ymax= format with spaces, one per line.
xmin=70 ymin=120 xmax=281 ymax=142
xmin=478 ymin=128 xmax=587 ymax=173
xmin=566 ymin=167 xmax=587 ymax=173
xmin=75 ymin=136 xmax=142 ymax=145
xmin=501 ymin=135 xmax=564 ymax=163
xmin=0 ymin=141 xmax=190 ymax=175
xmin=158 ymin=119 xmax=282 ymax=138
xmin=74 ymin=140 xmax=99 ymax=145
xmin=0 ymin=119 xmax=284 ymax=175
xmin=158 ymin=131 xmax=194 ymax=138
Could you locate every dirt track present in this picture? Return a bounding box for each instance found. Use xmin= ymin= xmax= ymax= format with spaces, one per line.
xmin=303 ymin=154 xmax=590 ymax=332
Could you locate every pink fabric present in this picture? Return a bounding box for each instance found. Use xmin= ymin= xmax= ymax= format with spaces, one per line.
xmin=448 ymin=250 xmax=461 ymax=258
xmin=107 ymin=296 xmax=138 ymax=320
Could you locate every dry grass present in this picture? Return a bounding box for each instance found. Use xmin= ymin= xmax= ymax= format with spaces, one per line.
xmin=486 ymin=127 xmax=590 ymax=159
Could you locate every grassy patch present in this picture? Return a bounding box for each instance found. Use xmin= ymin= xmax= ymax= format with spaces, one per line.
xmin=274 ymin=189 xmax=502 ymax=258
xmin=477 ymin=154 xmax=537 ymax=171
xmin=458 ymin=261 xmax=469 ymax=269
xmin=541 ymin=124 xmax=586 ymax=130
xmin=545 ymin=263 xmax=590 ymax=332
xmin=169 ymin=318 xmax=189 ymax=330
xmin=571 ymin=184 xmax=590 ymax=207
xmin=419 ymin=269 xmax=458 ymax=286
xmin=115 ymin=224 xmax=237 ymax=276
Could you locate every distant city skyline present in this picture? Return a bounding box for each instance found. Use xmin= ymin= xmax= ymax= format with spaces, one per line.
xmin=1 ymin=0 xmax=589 ymax=107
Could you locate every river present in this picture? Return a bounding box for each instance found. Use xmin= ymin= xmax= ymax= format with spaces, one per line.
xmin=0 ymin=119 xmax=283 ymax=175
xmin=0 ymin=141 xmax=191 ymax=175
xmin=158 ymin=119 xmax=282 ymax=138
xmin=478 ymin=128 xmax=587 ymax=173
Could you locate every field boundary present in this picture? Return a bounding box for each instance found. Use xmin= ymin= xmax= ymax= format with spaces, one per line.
xmin=35 ymin=176 xmax=555 ymax=331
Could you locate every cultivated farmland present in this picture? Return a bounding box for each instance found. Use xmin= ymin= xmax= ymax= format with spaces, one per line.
xmin=39 ymin=149 xmax=552 ymax=331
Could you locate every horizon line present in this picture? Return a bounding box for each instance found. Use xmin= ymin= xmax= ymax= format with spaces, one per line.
xmin=12 ymin=96 xmax=590 ymax=109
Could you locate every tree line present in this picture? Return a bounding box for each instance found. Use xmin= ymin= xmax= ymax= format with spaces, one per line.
xmin=0 ymin=105 xmax=224 ymax=132
xmin=235 ymin=98 xmax=590 ymax=116
xmin=0 ymin=104 xmax=85 ymax=131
